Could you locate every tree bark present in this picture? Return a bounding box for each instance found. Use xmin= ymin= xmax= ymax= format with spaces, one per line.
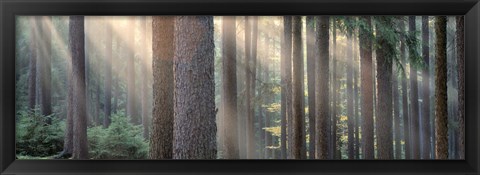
xmin=305 ymin=16 xmax=316 ymax=159
xmin=222 ymin=16 xmax=239 ymax=159
xmin=421 ymin=16 xmax=431 ymax=159
xmin=291 ymin=16 xmax=305 ymax=159
xmin=359 ymin=16 xmax=374 ymax=159
xmin=346 ymin=22 xmax=354 ymax=160
xmin=456 ymin=15 xmax=465 ymax=160
xmin=280 ymin=16 xmax=292 ymax=159
xmin=70 ymin=16 xmax=88 ymax=159
xmin=172 ymin=16 xmax=216 ymax=159
xmin=434 ymin=16 xmax=448 ymax=159
xmin=399 ymin=18 xmax=411 ymax=159
xmin=408 ymin=16 xmax=421 ymax=160
xmin=315 ymin=16 xmax=329 ymax=160
xmin=150 ymin=16 xmax=174 ymax=159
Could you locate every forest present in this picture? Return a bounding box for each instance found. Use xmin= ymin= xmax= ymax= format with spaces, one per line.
xmin=14 ymin=16 xmax=464 ymax=160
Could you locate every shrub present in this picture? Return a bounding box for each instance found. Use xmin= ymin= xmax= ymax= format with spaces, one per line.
xmin=88 ymin=113 xmax=148 ymax=159
xmin=16 ymin=109 xmax=64 ymax=157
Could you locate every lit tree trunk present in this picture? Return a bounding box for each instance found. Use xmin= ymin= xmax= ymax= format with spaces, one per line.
xmin=222 ymin=16 xmax=239 ymax=159
xmin=353 ymin=31 xmax=360 ymax=159
xmin=28 ymin=17 xmax=38 ymax=111
xmin=103 ymin=17 xmax=112 ymax=128
xmin=456 ymin=15 xmax=465 ymax=160
xmin=39 ymin=16 xmax=52 ymax=125
xmin=393 ymin=54 xmax=401 ymax=159
xmin=399 ymin=18 xmax=411 ymax=159
xmin=280 ymin=16 xmax=292 ymax=159
xmin=306 ymin=16 xmax=316 ymax=159
xmin=291 ymin=16 xmax=305 ymax=159
xmin=150 ymin=16 xmax=174 ymax=159
xmin=421 ymin=16 xmax=431 ymax=159
xmin=346 ymin=25 xmax=354 ymax=160
xmin=249 ymin=16 xmax=258 ymax=159
xmin=359 ymin=16 xmax=374 ymax=159
xmin=434 ymin=16 xmax=448 ymax=160
xmin=408 ymin=16 xmax=421 ymax=159
xmin=138 ymin=16 xmax=149 ymax=138
xmin=70 ymin=15 xmax=88 ymax=159
xmin=172 ymin=16 xmax=216 ymax=159
xmin=315 ymin=16 xmax=329 ymax=160
xmin=375 ymin=16 xmax=394 ymax=159
xmin=127 ymin=16 xmax=138 ymax=124
xmin=244 ymin=16 xmax=254 ymax=159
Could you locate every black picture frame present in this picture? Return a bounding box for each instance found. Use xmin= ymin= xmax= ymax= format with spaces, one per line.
xmin=1 ymin=0 xmax=479 ymax=174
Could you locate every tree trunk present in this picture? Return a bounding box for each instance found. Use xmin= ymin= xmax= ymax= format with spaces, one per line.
xmin=70 ymin=15 xmax=88 ymax=159
xmin=306 ymin=16 xmax=316 ymax=159
xmin=39 ymin=16 xmax=52 ymax=125
xmin=172 ymin=16 xmax=216 ymax=159
xmin=280 ymin=16 xmax=292 ymax=159
xmin=315 ymin=16 xmax=329 ymax=160
xmin=393 ymin=54 xmax=401 ymax=159
xmin=374 ymin=16 xmax=394 ymax=160
xmin=353 ymin=30 xmax=360 ymax=159
xmin=244 ymin=16 xmax=255 ymax=159
xmin=222 ymin=16 xmax=239 ymax=159
xmin=127 ymin=16 xmax=138 ymax=124
xmin=138 ymin=16 xmax=149 ymax=139
xmin=434 ymin=16 xmax=448 ymax=159
xmin=331 ymin=19 xmax=338 ymax=159
xmin=103 ymin=17 xmax=112 ymax=128
xmin=421 ymin=16 xmax=431 ymax=159
xmin=28 ymin=17 xmax=38 ymax=111
xmin=408 ymin=16 xmax=421 ymax=159
xmin=346 ymin=24 xmax=354 ymax=160
xmin=291 ymin=16 xmax=305 ymax=159
xmin=399 ymin=18 xmax=411 ymax=159
xmin=249 ymin=16 xmax=258 ymax=159
xmin=150 ymin=16 xmax=174 ymax=159
xmin=456 ymin=15 xmax=465 ymax=160
xmin=359 ymin=16 xmax=374 ymax=159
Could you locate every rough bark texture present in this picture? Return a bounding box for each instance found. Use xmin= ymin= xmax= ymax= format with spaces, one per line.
xmin=70 ymin=16 xmax=88 ymax=159
xmin=172 ymin=16 xmax=216 ymax=159
xmin=150 ymin=16 xmax=174 ymax=159
xmin=434 ymin=16 xmax=448 ymax=160
xmin=408 ymin=16 xmax=421 ymax=160
xmin=280 ymin=16 xmax=292 ymax=159
xmin=359 ymin=16 xmax=374 ymax=159
xmin=39 ymin=16 xmax=52 ymax=125
xmin=222 ymin=16 xmax=239 ymax=159
xmin=375 ymin=16 xmax=394 ymax=160
xmin=139 ymin=16 xmax=149 ymax=139
xmin=291 ymin=16 xmax=305 ymax=159
xmin=315 ymin=16 xmax=329 ymax=160
xmin=421 ymin=16 xmax=431 ymax=159
xmin=399 ymin=18 xmax=411 ymax=159
xmin=456 ymin=15 xmax=465 ymax=160
xmin=28 ymin=17 xmax=37 ymax=110
xmin=306 ymin=16 xmax=316 ymax=159
xmin=127 ymin=16 xmax=139 ymax=124
xmin=104 ymin=17 xmax=112 ymax=128
xmin=346 ymin=26 xmax=354 ymax=160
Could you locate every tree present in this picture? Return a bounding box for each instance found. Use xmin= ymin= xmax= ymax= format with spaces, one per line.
xmin=435 ymin=16 xmax=448 ymax=159
xmin=359 ymin=16 xmax=374 ymax=159
xmin=127 ymin=16 xmax=139 ymax=125
xmin=421 ymin=16 xmax=431 ymax=159
xmin=399 ymin=18 xmax=411 ymax=159
xmin=38 ymin=16 xmax=53 ymax=125
xmin=408 ymin=16 xmax=420 ymax=159
xmin=104 ymin=16 xmax=113 ymax=128
xmin=331 ymin=18 xmax=338 ymax=159
xmin=306 ymin=16 xmax=316 ymax=159
xmin=172 ymin=16 xmax=216 ymax=159
xmin=222 ymin=16 xmax=239 ymax=159
xmin=280 ymin=16 xmax=292 ymax=159
xmin=346 ymin=17 xmax=354 ymax=160
xmin=28 ymin=17 xmax=38 ymax=111
xmin=291 ymin=16 xmax=305 ymax=159
xmin=374 ymin=16 xmax=394 ymax=159
xmin=70 ymin=15 xmax=88 ymax=159
xmin=315 ymin=16 xmax=329 ymax=160
xmin=150 ymin=16 xmax=174 ymax=159
xmin=139 ymin=16 xmax=150 ymax=139
xmin=456 ymin=15 xmax=465 ymax=160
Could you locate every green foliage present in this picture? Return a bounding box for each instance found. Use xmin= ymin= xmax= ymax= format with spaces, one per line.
xmin=87 ymin=113 xmax=148 ymax=159
xmin=16 ymin=109 xmax=64 ymax=157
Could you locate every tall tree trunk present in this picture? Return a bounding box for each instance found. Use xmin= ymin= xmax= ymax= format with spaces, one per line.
xmin=291 ymin=16 xmax=305 ymax=159
xmin=280 ymin=16 xmax=292 ymax=159
xmin=353 ymin=30 xmax=360 ymax=159
xmin=222 ymin=16 xmax=239 ymax=159
xmin=39 ymin=16 xmax=52 ymax=125
xmin=393 ymin=53 xmax=401 ymax=159
xmin=265 ymin=37 xmax=273 ymax=159
xmin=315 ymin=16 xmax=329 ymax=160
xmin=399 ymin=18 xmax=411 ymax=159
xmin=103 ymin=17 xmax=112 ymax=128
xmin=330 ymin=19 xmax=338 ymax=159
xmin=244 ymin=16 xmax=255 ymax=159
xmin=172 ymin=16 xmax=216 ymax=159
xmin=346 ymin=25 xmax=354 ymax=160
xmin=249 ymin=16 xmax=258 ymax=159
xmin=456 ymin=15 xmax=465 ymax=160
xmin=306 ymin=16 xmax=316 ymax=159
xmin=408 ymin=16 xmax=421 ymax=159
xmin=359 ymin=16 xmax=374 ymax=159
xmin=138 ymin=16 xmax=150 ymax=138
xmin=127 ymin=17 xmax=138 ymax=124
xmin=434 ymin=16 xmax=448 ymax=159
xmin=28 ymin=17 xmax=38 ymax=111
xmin=375 ymin=16 xmax=394 ymax=159
xmin=150 ymin=16 xmax=174 ymax=159
xmin=421 ymin=16 xmax=431 ymax=159
xmin=70 ymin=16 xmax=88 ymax=159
